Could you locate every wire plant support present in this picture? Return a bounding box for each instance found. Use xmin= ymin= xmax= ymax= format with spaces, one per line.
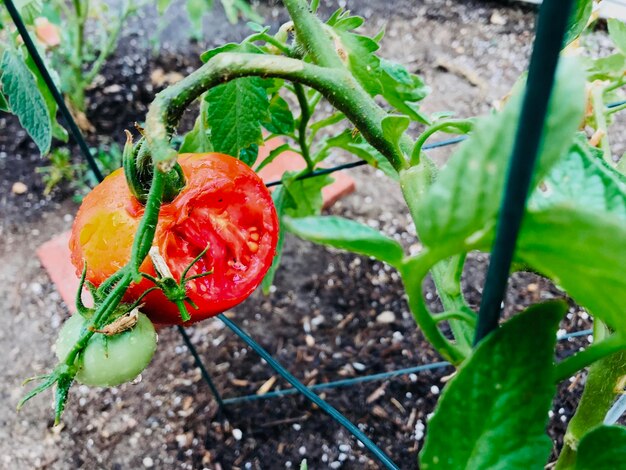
xmin=4 ymin=0 xmax=622 ymax=467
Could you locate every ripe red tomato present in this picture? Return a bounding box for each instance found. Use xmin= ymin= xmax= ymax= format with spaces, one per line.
xmin=69 ymin=153 xmax=279 ymax=325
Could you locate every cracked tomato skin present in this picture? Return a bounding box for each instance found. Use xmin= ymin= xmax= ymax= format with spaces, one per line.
xmin=69 ymin=153 xmax=279 ymax=325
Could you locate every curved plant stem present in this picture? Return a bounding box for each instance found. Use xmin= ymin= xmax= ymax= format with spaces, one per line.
xmin=400 ymin=254 xmax=466 ymax=365
xmin=554 ymin=333 xmax=626 ymax=383
xmin=410 ymin=119 xmax=474 ymax=165
xmin=591 ymin=84 xmax=612 ymax=166
xmin=555 ymin=321 xmax=626 ymax=469
xmin=433 ymin=309 xmax=476 ymax=328
xmin=555 ymin=350 xmax=626 ymax=469
xmin=294 ymin=83 xmax=314 ymax=170
xmin=144 ymin=52 xmax=410 ymax=172
xmin=282 ymin=0 xmax=343 ymax=68
xmin=246 ymin=32 xmax=292 ymax=55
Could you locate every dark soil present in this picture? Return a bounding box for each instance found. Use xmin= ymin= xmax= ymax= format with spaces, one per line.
xmin=0 ymin=1 xmax=618 ymax=469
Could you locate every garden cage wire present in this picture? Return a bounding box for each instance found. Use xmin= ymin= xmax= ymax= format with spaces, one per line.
xmin=4 ymin=0 xmax=625 ymax=467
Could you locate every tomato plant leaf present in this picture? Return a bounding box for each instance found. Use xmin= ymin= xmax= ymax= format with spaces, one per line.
xmin=263 ymin=95 xmax=295 ymax=135
xmin=415 ymin=57 xmax=585 ymax=252
xmin=239 ymin=143 xmax=258 ymax=167
xmin=517 ymin=209 xmax=626 ymax=334
xmin=24 ymin=51 xmax=68 ymax=143
xmin=247 ymin=21 xmax=267 ymax=33
xmin=586 ymin=53 xmax=626 ymax=81
xmin=575 ymin=425 xmax=626 ymax=470
xmin=283 ymin=215 xmax=405 ymax=267
xmin=514 ymin=140 xmax=626 ymax=333
xmin=323 ymin=130 xmax=398 ymax=179
xmin=1 ymin=49 xmax=51 ymax=155
xmin=329 ymin=15 xmax=428 ymax=121
xmin=281 ymin=171 xmax=333 ymax=218
xmin=206 ymin=76 xmax=270 ymax=163
xmin=420 ymin=301 xmax=565 ymax=470
xmin=608 ymin=19 xmax=626 ymax=56
xmin=565 ymin=0 xmax=593 ymax=46
xmin=381 ymin=114 xmax=410 ymax=161
xmin=201 ymin=42 xmax=261 ymax=63
xmin=528 ymin=137 xmax=626 ymax=217
xmin=326 ymin=8 xmax=364 ymax=32
xmin=379 ymin=59 xmax=430 ymax=124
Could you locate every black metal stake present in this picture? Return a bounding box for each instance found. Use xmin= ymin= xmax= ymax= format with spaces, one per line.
xmin=474 ymin=0 xmax=576 ymax=344
xmin=177 ymin=325 xmax=228 ymax=416
xmin=218 ymin=313 xmax=400 ymax=470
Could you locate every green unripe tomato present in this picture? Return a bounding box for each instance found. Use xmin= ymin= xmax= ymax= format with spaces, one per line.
xmin=55 ymin=312 xmax=157 ymax=387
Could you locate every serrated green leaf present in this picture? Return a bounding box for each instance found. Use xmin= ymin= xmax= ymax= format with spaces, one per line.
xmin=381 ymin=114 xmax=410 ymax=160
xmin=263 ymin=95 xmax=294 ymax=135
xmin=282 ymin=171 xmax=333 ymax=218
xmin=324 ymin=130 xmax=398 ymax=180
xmin=575 ymin=425 xmax=626 ymax=470
xmin=326 ymin=8 xmax=364 ymax=31
xmin=239 ymin=143 xmax=258 ymax=167
xmin=24 ymin=51 xmax=67 ymax=142
xmin=587 ymin=53 xmax=626 ymax=81
xmin=420 ymin=301 xmax=565 ymax=470
xmin=505 ymin=139 xmax=626 ymax=334
xmin=608 ymin=19 xmax=626 ymax=56
xmin=336 ymin=31 xmax=383 ymax=96
xmin=565 ymin=0 xmax=593 ymax=46
xmin=332 ymin=24 xmax=428 ymax=122
xmin=416 ymin=57 xmax=585 ymax=251
xmin=528 ymin=137 xmax=626 ymax=218
xmin=1 ymin=49 xmax=51 ymax=154
xmin=201 ymin=42 xmax=262 ymax=63
xmin=380 ymin=59 xmax=430 ymax=123
xmin=284 ymin=215 xmax=405 ymax=267
xmin=206 ymin=76 xmax=270 ymax=159
xmin=246 ymin=21 xmax=267 ymax=33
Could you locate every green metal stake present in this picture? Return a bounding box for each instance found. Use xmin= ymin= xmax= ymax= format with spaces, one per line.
xmin=474 ymin=0 xmax=576 ymax=345
xmin=218 ymin=313 xmax=401 ymax=470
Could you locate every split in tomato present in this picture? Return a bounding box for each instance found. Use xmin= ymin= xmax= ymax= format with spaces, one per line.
xmin=69 ymin=153 xmax=279 ymax=325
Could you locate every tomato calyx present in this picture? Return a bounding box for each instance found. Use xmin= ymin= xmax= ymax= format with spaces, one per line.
xmin=140 ymin=245 xmax=213 ymax=322
xmin=122 ymin=131 xmax=186 ymax=205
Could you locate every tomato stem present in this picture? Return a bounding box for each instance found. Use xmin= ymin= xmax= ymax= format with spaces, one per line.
xmin=145 ymin=53 xmax=410 ymax=172
xmin=294 ymin=83 xmax=314 ymax=171
xmin=400 ymin=253 xmax=466 ymax=365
